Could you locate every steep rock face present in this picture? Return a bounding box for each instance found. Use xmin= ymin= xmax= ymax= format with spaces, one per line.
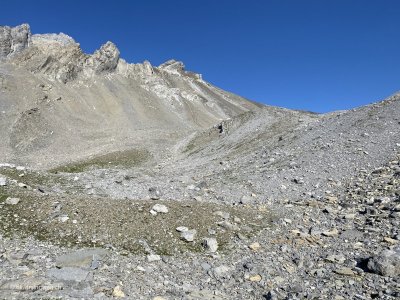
xmin=85 ymin=41 xmax=120 ymax=74
xmin=0 ymin=24 xmax=31 ymax=57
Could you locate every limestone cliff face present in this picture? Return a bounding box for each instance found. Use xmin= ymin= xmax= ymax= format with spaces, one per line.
xmin=85 ymin=41 xmax=120 ymax=74
xmin=0 ymin=24 xmax=31 ymax=57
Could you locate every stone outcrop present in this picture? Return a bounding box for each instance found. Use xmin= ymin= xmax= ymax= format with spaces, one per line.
xmin=0 ymin=24 xmax=31 ymax=57
xmin=159 ymin=59 xmax=185 ymax=74
xmin=85 ymin=41 xmax=120 ymax=74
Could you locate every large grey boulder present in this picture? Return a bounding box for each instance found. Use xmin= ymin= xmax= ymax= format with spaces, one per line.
xmin=367 ymin=248 xmax=400 ymax=276
xmin=0 ymin=24 xmax=31 ymax=57
xmin=55 ymin=248 xmax=109 ymax=269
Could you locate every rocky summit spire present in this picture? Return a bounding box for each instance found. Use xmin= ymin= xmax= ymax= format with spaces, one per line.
xmin=86 ymin=41 xmax=120 ymax=74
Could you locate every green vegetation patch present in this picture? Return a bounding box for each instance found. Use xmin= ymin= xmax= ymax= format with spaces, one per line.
xmin=0 ymin=191 xmax=272 ymax=256
xmin=50 ymin=149 xmax=152 ymax=173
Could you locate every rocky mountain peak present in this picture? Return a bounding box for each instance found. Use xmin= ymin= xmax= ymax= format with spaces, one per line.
xmin=31 ymin=33 xmax=77 ymax=47
xmin=86 ymin=41 xmax=120 ymax=74
xmin=159 ymin=59 xmax=185 ymax=74
xmin=0 ymin=23 xmax=31 ymax=57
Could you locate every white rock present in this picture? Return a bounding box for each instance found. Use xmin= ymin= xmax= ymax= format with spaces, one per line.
xmin=5 ymin=197 xmax=20 ymax=205
xmin=151 ymin=204 xmax=168 ymax=214
xmin=58 ymin=215 xmax=69 ymax=223
xmin=203 ymin=238 xmax=218 ymax=252
xmin=176 ymin=226 xmax=189 ymax=232
xmin=112 ymin=285 xmax=125 ymax=298
xmin=147 ymin=254 xmax=161 ymax=262
xmin=0 ymin=177 xmax=7 ymax=186
xmin=181 ymin=229 xmax=197 ymax=242
xmin=213 ymin=265 xmax=230 ymax=276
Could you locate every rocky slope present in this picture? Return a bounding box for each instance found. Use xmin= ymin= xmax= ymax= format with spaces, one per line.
xmin=0 ymin=24 xmax=399 ymax=299
xmin=0 ymin=24 xmax=261 ymax=169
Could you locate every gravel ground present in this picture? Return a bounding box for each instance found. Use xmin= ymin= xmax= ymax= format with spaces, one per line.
xmin=0 ymin=96 xmax=399 ymax=299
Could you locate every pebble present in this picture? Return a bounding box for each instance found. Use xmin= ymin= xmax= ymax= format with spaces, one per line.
xmin=180 ymin=229 xmax=197 ymax=242
xmin=213 ymin=265 xmax=230 ymax=277
xmin=249 ymin=242 xmax=261 ymax=251
xmin=58 ymin=215 xmax=69 ymax=223
xmin=249 ymin=274 xmax=262 ymax=282
xmin=334 ymin=267 xmax=356 ymax=276
xmin=322 ymin=228 xmax=339 ymax=237
xmin=176 ymin=226 xmax=188 ymax=232
xmin=151 ymin=204 xmax=169 ymax=214
xmin=112 ymin=285 xmax=126 ymax=298
xmin=147 ymin=254 xmax=161 ymax=262
xmin=326 ymin=254 xmax=346 ymax=264
xmin=202 ymin=238 xmax=218 ymax=252
xmin=0 ymin=177 xmax=7 ymax=186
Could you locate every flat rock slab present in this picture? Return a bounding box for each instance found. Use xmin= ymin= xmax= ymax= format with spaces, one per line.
xmin=56 ymin=248 xmax=109 ymax=268
xmin=47 ymin=267 xmax=90 ymax=282
xmin=0 ymin=277 xmax=44 ymax=291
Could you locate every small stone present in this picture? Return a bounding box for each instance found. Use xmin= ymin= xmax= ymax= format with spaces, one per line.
xmin=153 ymin=297 xmax=166 ymax=300
xmin=249 ymin=242 xmax=261 ymax=251
xmin=0 ymin=177 xmax=7 ymax=186
xmin=217 ymin=220 xmax=239 ymax=230
xmin=147 ymin=254 xmax=161 ymax=262
xmin=181 ymin=229 xmax=197 ymax=242
xmin=136 ymin=266 xmax=146 ymax=272
xmin=214 ymin=211 xmax=230 ymax=219
xmin=344 ymin=214 xmax=356 ymax=220
xmin=201 ymin=262 xmax=211 ymax=270
xmin=240 ymin=195 xmax=252 ymax=204
xmin=326 ymin=254 xmax=346 ymax=264
xmin=203 ymin=238 xmax=218 ymax=252
xmin=58 ymin=215 xmax=69 ymax=223
xmin=322 ymin=228 xmax=339 ymax=237
xmin=149 ymin=187 xmax=161 ymax=200
xmin=5 ymin=197 xmax=20 ymax=205
xmin=18 ymin=182 xmax=27 ymax=188
xmin=383 ymin=237 xmax=398 ymax=244
xmin=249 ymin=274 xmax=262 ymax=282
xmin=237 ymin=233 xmax=247 ymax=240
xmin=213 ymin=265 xmax=230 ymax=277
xmin=151 ymin=204 xmax=168 ymax=214
xmin=334 ymin=267 xmax=356 ymax=276
xmin=112 ymin=285 xmax=125 ymax=298
xmin=176 ymin=226 xmax=188 ymax=232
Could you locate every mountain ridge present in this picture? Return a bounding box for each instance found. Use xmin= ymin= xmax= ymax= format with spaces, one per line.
xmin=0 ymin=24 xmax=262 ymax=169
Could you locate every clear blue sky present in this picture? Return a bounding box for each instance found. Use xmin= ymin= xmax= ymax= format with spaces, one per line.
xmin=1 ymin=0 xmax=400 ymax=112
